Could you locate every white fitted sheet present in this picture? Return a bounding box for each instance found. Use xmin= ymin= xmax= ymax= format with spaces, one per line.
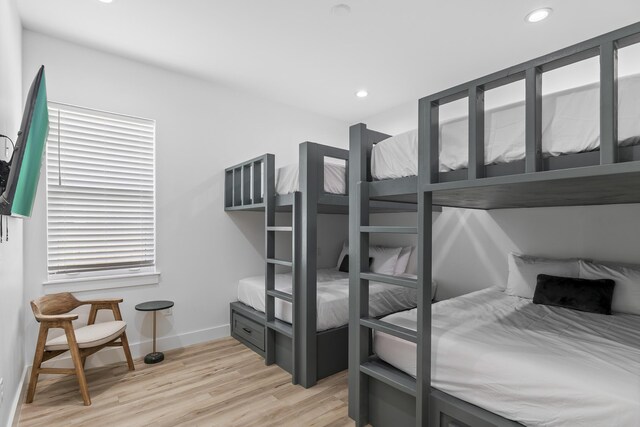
xmin=371 ymin=74 xmax=640 ymax=179
xmin=237 ymin=268 xmax=416 ymax=331
xmin=374 ymin=288 xmax=640 ymax=427
xmin=276 ymin=162 xmax=346 ymax=195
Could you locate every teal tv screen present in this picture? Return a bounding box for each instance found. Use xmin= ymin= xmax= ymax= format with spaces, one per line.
xmin=0 ymin=65 xmax=49 ymax=218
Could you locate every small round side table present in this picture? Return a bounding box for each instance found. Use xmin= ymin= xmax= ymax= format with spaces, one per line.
xmin=135 ymin=300 xmax=174 ymax=364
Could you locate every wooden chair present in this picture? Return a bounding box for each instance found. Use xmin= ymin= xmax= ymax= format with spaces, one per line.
xmin=26 ymin=292 xmax=135 ymax=406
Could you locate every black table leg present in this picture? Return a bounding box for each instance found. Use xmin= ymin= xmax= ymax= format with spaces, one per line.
xmin=144 ymin=310 xmax=164 ymax=364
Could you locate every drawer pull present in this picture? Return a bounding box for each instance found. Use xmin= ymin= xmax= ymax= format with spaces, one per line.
xmin=242 ymin=327 xmax=252 ymax=334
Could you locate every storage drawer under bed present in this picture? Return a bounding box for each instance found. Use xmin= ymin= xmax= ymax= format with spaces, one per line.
xmin=232 ymin=311 xmax=265 ymax=351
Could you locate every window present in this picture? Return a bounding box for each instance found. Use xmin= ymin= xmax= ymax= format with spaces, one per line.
xmin=46 ymin=103 xmax=156 ymax=284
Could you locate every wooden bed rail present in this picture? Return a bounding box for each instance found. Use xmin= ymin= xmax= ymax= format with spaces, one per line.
xmin=419 ymin=20 xmax=640 ymax=188
xmin=224 ymin=153 xmax=273 ymax=210
xmin=349 ymin=123 xmax=392 ymax=184
xmin=224 ymin=142 xmax=351 ymax=211
xmin=301 ymin=141 xmax=350 ymax=197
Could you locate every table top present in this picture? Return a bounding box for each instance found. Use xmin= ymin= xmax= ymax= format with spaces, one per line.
xmin=135 ymin=300 xmax=174 ymax=312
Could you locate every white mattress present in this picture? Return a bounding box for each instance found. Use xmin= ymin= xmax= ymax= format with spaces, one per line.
xmin=374 ymin=288 xmax=640 ymax=427
xmin=237 ymin=268 xmax=416 ymax=331
xmin=276 ymin=162 xmax=346 ymax=195
xmin=371 ymin=74 xmax=640 ymax=179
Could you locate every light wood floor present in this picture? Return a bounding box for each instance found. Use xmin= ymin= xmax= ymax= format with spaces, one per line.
xmin=18 ymin=337 xmax=353 ymax=427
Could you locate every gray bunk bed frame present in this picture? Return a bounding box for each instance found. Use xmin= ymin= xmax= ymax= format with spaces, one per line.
xmin=350 ymin=21 xmax=640 ymax=427
xmin=225 ymin=141 xmax=414 ymax=389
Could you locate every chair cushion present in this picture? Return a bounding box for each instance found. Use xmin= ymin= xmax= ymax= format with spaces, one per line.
xmin=45 ymin=321 xmax=127 ymax=351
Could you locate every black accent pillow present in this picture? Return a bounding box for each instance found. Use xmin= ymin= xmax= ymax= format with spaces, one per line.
xmin=533 ymin=274 xmax=615 ymax=315
xmin=339 ymin=255 xmax=373 ymax=273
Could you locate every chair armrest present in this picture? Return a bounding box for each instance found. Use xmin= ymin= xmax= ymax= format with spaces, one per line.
xmin=84 ymin=298 xmax=125 ymax=324
xmin=35 ymin=313 xmax=79 ymax=323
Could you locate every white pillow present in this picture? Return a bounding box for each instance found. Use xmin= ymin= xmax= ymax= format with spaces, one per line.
xmin=336 ymin=242 xmax=405 ymax=276
xmin=394 ymin=246 xmax=414 ymax=275
xmin=506 ymin=253 xmax=580 ymax=299
xmin=369 ymin=246 xmax=402 ymax=275
xmin=579 ymin=260 xmax=640 ymax=316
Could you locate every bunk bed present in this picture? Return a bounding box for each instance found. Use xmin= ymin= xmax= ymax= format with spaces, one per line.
xmin=350 ymin=21 xmax=640 ymax=427
xmin=347 ymin=124 xmax=425 ymax=418
xmin=225 ymin=142 xmax=416 ymax=388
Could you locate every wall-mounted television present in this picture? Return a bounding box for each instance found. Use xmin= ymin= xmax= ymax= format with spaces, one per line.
xmin=0 ymin=65 xmax=49 ymax=218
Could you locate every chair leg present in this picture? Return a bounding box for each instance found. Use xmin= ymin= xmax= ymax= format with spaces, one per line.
xmin=64 ymin=324 xmax=91 ymax=406
xmin=120 ymin=331 xmax=135 ymax=371
xmin=87 ymin=305 xmax=98 ymax=326
xmin=25 ymin=324 xmax=48 ymax=403
xmin=111 ymin=304 xmax=135 ymax=371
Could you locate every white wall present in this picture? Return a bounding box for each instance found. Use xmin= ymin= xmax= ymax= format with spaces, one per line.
xmin=22 ymin=31 xmax=349 ymax=369
xmin=364 ymin=79 xmax=640 ymax=301
xmin=0 ymin=1 xmax=25 ymax=425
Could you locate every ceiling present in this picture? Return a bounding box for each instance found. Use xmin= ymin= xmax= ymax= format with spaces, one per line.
xmin=17 ymin=0 xmax=640 ymax=122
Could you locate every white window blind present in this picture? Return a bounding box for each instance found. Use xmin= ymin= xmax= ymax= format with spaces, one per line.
xmin=46 ymin=102 xmax=156 ymax=277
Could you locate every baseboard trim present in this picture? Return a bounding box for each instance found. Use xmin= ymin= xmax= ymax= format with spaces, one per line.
xmin=7 ymin=365 xmax=29 ymax=427
xmin=42 ymin=323 xmax=230 ymax=370
xmin=9 ymin=323 xmax=230 ymax=421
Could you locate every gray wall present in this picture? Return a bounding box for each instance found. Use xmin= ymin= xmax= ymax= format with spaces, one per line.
xmin=21 ymin=30 xmax=349 ymax=370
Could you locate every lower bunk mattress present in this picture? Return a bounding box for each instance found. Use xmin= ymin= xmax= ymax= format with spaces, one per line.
xmin=374 ymin=288 xmax=640 ymax=427
xmin=237 ymin=268 xmax=416 ymax=331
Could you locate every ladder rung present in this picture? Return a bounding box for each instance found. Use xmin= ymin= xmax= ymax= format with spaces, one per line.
xmin=266 ymin=258 xmax=293 ymax=267
xmin=266 ymin=319 xmax=293 ymax=338
xmin=360 ymin=226 xmax=417 ymax=234
xmin=360 ymin=317 xmax=417 ymax=343
xmin=267 ymin=226 xmax=293 ymax=232
xmin=360 ymin=272 xmax=417 ymax=289
xmin=360 ymin=357 xmax=416 ymax=397
xmin=266 ymin=289 xmax=293 ymax=303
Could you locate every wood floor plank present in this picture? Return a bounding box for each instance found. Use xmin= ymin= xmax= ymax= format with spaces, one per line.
xmin=17 ymin=337 xmax=355 ymax=427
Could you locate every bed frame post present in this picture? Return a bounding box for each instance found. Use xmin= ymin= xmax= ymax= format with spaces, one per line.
xmin=420 ymin=98 xmax=439 ymax=185
xmin=299 ymin=142 xmax=318 ymax=388
xmin=417 ymin=192 xmax=433 ymax=427
xmin=291 ymin=190 xmax=302 ymax=384
xmin=349 ymin=123 xmax=373 ymax=185
xmin=264 ymin=154 xmax=277 ymax=366
xmin=600 ymin=40 xmax=619 ymax=165
xmin=468 ymin=86 xmax=485 ymax=179
xmin=353 ymin=181 xmax=371 ymax=427
xmin=525 ymin=67 xmax=542 ymax=173
xmin=418 ymin=99 xmax=434 ymax=426
xmin=348 ymin=124 xmax=372 ymax=422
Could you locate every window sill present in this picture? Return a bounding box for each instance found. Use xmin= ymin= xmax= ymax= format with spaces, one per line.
xmin=43 ymin=271 xmax=161 ymax=293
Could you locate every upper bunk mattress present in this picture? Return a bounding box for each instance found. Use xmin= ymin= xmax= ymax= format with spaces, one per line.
xmin=276 ymin=162 xmax=346 ymax=195
xmin=237 ymin=268 xmax=416 ymax=331
xmin=371 ymin=74 xmax=640 ymax=179
xmin=374 ymin=288 xmax=640 ymax=427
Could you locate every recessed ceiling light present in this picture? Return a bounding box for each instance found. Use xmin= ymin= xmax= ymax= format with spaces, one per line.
xmin=525 ymin=8 xmax=552 ymax=23
xmin=99 ymin=0 xmax=114 ymax=3
xmin=331 ymin=4 xmax=351 ymax=16
xmin=356 ymin=90 xmax=368 ymax=98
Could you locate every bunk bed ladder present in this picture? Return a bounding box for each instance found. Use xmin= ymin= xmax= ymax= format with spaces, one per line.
xmin=265 ymin=188 xmax=302 ymax=384
xmin=351 ymin=180 xmax=425 ymax=426
xmin=297 ymin=142 xmax=320 ymax=388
